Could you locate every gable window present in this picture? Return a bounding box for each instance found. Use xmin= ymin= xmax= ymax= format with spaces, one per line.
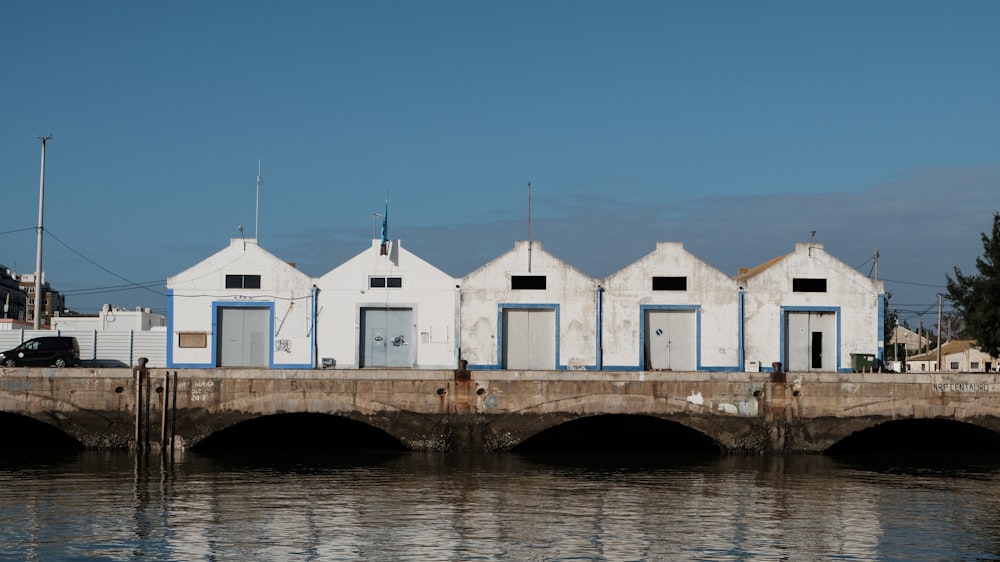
xmin=792 ymin=278 xmax=827 ymax=292
xmin=226 ymin=274 xmax=261 ymax=289
xmin=652 ymin=276 xmax=687 ymax=291
xmin=370 ymin=276 xmax=402 ymax=288
xmin=512 ymin=275 xmax=546 ymax=290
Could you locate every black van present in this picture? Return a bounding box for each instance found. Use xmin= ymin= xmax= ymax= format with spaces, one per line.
xmin=0 ymin=336 xmax=81 ymax=368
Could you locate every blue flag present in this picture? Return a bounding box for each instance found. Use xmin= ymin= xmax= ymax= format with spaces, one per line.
xmin=379 ymin=200 xmax=388 ymax=255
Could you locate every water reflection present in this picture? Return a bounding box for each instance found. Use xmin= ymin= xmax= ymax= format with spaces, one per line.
xmin=2 ymin=450 xmax=1000 ymax=561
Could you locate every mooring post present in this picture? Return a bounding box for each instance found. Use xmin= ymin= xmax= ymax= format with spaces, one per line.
xmin=160 ymin=371 xmax=170 ymax=452
xmin=133 ymin=357 xmax=149 ymax=451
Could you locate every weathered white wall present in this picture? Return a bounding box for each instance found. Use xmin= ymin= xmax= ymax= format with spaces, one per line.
xmin=739 ymin=243 xmax=884 ymax=372
xmin=166 ymin=239 xmax=314 ymax=368
xmin=315 ymin=240 xmax=459 ymax=369
xmin=461 ymin=240 xmax=599 ymax=369
xmin=601 ymin=242 xmax=740 ymax=370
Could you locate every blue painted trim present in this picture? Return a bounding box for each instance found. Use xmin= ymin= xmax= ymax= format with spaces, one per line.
xmin=638 ymin=304 xmax=702 ymax=370
xmin=779 ymin=306 xmax=842 ymax=372
xmin=596 ymin=286 xmax=604 ymax=370
xmin=212 ymin=300 xmax=276 ymax=368
xmin=737 ymin=291 xmax=745 ymax=372
xmin=496 ymin=303 xmax=563 ymax=370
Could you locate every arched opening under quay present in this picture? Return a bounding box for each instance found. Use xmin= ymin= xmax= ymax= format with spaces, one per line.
xmin=0 ymin=412 xmax=84 ymax=463
xmin=513 ymin=414 xmax=722 ymax=468
xmin=189 ymin=413 xmax=408 ymax=467
xmin=825 ymin=419 xmax=1000 ymax=467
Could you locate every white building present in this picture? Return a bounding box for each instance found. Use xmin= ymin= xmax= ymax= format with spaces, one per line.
xmin=166 ymin=238 xmax=314 ymax=368
xmin=314 ymin=239 xmax=459 ymax=369
xmin=51 ymin=305 xmax=166 ymax=332
xmin=461 ymin=240 xmax=599 ymax=370
xmin=906 ymin=340 xmax=998 ymax=373
xmin=736 ymin=242 xmax=885 ymax=373
xmin=601 ymin=242 xmax=740 ymax=371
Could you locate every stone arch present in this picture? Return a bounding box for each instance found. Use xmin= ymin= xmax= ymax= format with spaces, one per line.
xmin=480 ymin=392 xmax=752 ymax=450
xmin=174 ymin=395 xmax=445 ymax=451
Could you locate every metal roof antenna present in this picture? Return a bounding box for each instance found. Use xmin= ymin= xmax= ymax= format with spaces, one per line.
xmin=808 ymin=229 xmax=816 ymax=256
xmin=527 ymin=181 xmax=532 ymax=272
xmin=255 ymin=160 xmax=262 ymax=242
xmin=238 ymin=224 xmax=245 ymax=251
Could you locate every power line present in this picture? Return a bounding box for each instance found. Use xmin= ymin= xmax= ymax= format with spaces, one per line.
xmin=42 ymin=229 xmax=167 ymax=298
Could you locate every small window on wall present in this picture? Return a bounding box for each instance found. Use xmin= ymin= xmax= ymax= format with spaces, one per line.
xmin=950 ymin=362 xmax=960 ymax=371
xmin=370 ymin=276 xmax=403 ymax=288
xmin=226 ymin=274 xmax=262 ymax=289
xmin=653 ymin=276 xmax=687 ymax=291
xmin=512 ymin=275 xmax=546 ymax=290
xmin=792 ymin=278 xmax=827 ymax=292
xmin=178 ymin=332 xmax=208 ymax=348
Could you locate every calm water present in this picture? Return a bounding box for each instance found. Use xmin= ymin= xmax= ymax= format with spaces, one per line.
xmin=1 ymin=450 xmax=1000 ymax=561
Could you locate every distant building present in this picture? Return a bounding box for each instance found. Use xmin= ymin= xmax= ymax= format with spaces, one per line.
xmin=892 ymin=325 xmax=931 ymax=356
xmin=906 ymin=340 xmax=998 ymax=373
xmin=50 ymin=305 xmax=166 ymax=332
xmin=18 ymin=272 xmax=65 ymax=328
xmin=0 ymin=264 xmax=27 ymax=322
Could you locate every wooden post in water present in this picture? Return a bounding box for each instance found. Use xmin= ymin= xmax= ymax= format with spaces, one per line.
xmin=160 ymin=371 xmax=170 ymax=451
xmin=134 ymin=357 xmax=149 ymax=451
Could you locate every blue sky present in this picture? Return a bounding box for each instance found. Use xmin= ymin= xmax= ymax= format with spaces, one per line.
xmin=2 ymin=1 xmax=998 ymax=330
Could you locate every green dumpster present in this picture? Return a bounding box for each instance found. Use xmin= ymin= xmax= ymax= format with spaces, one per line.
xmin=851 ymin=353 xmax=876 ymax=372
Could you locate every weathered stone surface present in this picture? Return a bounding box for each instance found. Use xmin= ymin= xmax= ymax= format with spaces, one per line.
xmin=1 ymin=368 xmax=999 ymax=452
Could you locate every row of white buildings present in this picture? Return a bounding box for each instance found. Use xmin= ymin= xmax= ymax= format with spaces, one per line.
xmin=166 ymin=237 xmax=885 ymax=373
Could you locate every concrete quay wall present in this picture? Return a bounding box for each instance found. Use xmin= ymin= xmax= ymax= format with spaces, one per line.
xmin=1 ymin=368 xmax=999 ymax=452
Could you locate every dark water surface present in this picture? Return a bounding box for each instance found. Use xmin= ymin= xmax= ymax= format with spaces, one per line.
xmin=1 ymin=450 xmax=1000 ymax=561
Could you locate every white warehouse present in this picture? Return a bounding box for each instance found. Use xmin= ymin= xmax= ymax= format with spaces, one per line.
xmin=737 ymin=242 xmax=885 ymax=373
xmin=461 ymin=240 xmax=599 ymax=370
xmin=166 ymin=238 xmax=315 ymax=369
xmin=315 ymin=239 xmax=459 ymax=369
xmin=601 ymin=242 xmax=741 ymax=371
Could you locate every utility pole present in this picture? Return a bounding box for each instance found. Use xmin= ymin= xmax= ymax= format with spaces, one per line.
xmin=33 ymin=134 xmax=52 ymax=330
xmin=936 ymin=293 xmax=943 ymax=371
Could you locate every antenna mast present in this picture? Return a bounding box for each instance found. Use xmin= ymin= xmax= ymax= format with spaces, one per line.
xmin=255 ymin=160 xmax=261 ymax=241
xmin=527 ymin=181 xmax=532 ymax=272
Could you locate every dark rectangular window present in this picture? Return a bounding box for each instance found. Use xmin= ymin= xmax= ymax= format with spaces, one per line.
xmin=652 ymin=276 xmax=687 ymax=291
xmin=226 ymin=274 xmax=262 ymax=289
xmin=792 ymin=278 xmax=827 ymax=292
xmin=511 ymin=275 xmax=546 ymax=290
xmin=369 ymin=277 xmax=402 ymax=288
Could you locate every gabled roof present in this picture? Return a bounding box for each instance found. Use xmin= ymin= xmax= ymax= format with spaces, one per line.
xmin=463 ymin=240 xmax=595 ymax=282
xmin=167 ymin=238 xmax=309 ymax=286
xmin=908 ymin=340 xmax=993 ymax=361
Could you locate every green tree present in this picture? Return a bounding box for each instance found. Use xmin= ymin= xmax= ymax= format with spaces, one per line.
xmin=946 ymin=212 xmax=1000 ymax=357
